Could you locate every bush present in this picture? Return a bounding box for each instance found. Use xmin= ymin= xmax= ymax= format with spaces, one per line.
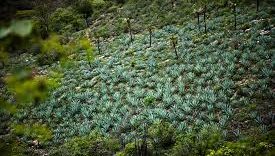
xmin=37 ymin=35 xmax=66 ymax=65
xmin=12 ymin=124 xmax=52 ymax=143
xmin=116 ymin=140 xmax=154 ymax=156
xmin=0 ymin=134 xmax=28 ymax=156
xmin=78 ymin=37 xmax=95 ymax=68
xmin=170 ymin=126 xmax=223 ymax=156
xmin=148 ymin=121 xmax=175 ymax=150
xmin=116 ymin=142 xmax=136 ymax=156
xmin=50 ymin=7 xmax=86 ymax=34
xmin=50 ymin=131 xmax=120 ymax=156
xmin=207 ymin=141 xmax=273 ymax=156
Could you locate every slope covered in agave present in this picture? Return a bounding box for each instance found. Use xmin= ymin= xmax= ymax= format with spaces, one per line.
xmin=11 ymin=2 xmax=274 ymax=147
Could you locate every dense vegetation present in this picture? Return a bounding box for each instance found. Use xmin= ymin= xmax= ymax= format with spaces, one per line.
xmin=0 ymin=0 xmax=274 ymax=155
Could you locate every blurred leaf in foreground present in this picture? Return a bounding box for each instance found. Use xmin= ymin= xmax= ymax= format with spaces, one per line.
xmin=5 ymin=69 xmax=58 ymax=106
xmin=0 ymin=20 xmax=33 ymax=39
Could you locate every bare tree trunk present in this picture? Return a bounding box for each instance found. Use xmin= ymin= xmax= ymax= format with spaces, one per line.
xmin=127 ymin=19 xmax=133 ymax=43
xmin=234 ymin=4 xmax=237 ymax=30
xmin=130 ymin=29 xmax=133 ymax=43
xmin=97 ymin=37 xmax=100 ymax=54
xmin=135 ymin=138 xmax=138 ymax=156
xmin=204 ymin=6 xmax=207 ymax=33
xmin=197 ymin=12 xmax=200 ymax=31
xmin=173 ymin=43 xmax=178 ymax=59
xmin=149 ymin=28 xmax=152 ymax=47
xmin=88 ymin=61 xmax=92 ymax=69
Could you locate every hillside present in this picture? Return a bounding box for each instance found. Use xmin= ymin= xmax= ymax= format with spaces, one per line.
xmin=0 ymin=0 xmax=275 ymax=155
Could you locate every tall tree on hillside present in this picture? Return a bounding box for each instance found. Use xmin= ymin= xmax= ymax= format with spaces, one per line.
xmin=75 ymin=0 xmax=93 ymax=27
xmin=33 ymin=0 xmax=53 ymax=39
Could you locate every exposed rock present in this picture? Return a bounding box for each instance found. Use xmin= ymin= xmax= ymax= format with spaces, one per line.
xmin=260 ymin=30 xmax=271 ymax=35
xmin=211 ymin=40 xmax=219 ymax=46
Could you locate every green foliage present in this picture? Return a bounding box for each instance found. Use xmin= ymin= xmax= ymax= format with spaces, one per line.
xmin=148 ymin=121 xmax=175 ymax=149
xmin=0 ymin=49 xmax=8 ymax=66
xmin=1 ymin=1 xmax=273 ymax=155
xmin=50 ymin=7 xmax=86 ymax=34
xmin=207 ymin=140 xmax=274 ymax=156
xmin=0 ymin=99 xmax=17 ymax=114
xmin=15 ymin=10 xmax=35 ymax=19
xmin=0 ymin=134 xmax=28 ymax=156
xmin=50 ymin=131 xmax=120 ymax=156
xmin=40 ymin=35 xmax=64 ymax=54
xmin=32 ymin=0 xmax=52 ymax=39
xmin=37 ymin=34 xmax=69 ymax=65
xmin=12 ymin=123 xmax=52 ymax=143
xmin=92 ymin=0 xmax=106 ymax=7
xmin=144 ymin=96 xmax=155 ymax=107
xmin=171 ymin=126 xmax=223 ymax=156
xmin=117 ymin=142 xmax=136 ymax=156
xmin=79 ymin=38 xmax=95 ymax=67
xmin=74 ymin=0 xmax=94 ymax=21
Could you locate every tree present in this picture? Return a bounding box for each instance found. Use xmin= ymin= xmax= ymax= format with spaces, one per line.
xmin=33 ymin=0 xmax=53 ymax=39
xmin=50 ymin=7 xmax=86 ymax=34
xmin=75 ymin=0 xmax=94 ymax=27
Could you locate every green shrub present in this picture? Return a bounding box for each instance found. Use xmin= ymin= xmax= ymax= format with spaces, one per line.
xmin=0 ymin=134 xmax=28 ymax=156
xmin=116 ymin=142 xmax=136 ymax=156
xmin=148 ymin=121 xmax=175 ymax=150
xmin=12 ymin=123 xmax=52 ymax=143
xmin=50 ymin=131 xmax=120 ymax=156
xmin=79 ymin=37 xmax=95 ymax=68
xmin=37 ymin=35 xmax=67 ymax=65
xmin=171 ymin=126 xmax=223 ymax=156
xmin=144 ymin=96 xmax=155 ymax=107
xmin=116 ymin=140 xmax=154 ymax=156
xmin=50 ymin=7 xmax=86 ymax=34
xmin=207 ymin=141 xmax=273 ymax=156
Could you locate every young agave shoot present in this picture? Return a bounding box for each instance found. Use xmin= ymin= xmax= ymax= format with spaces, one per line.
xmin=170 ymin=36 xmax=179 ymax=59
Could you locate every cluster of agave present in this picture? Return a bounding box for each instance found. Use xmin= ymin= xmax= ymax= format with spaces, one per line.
xmin=13 ymin=5 xmax=274 ymax=144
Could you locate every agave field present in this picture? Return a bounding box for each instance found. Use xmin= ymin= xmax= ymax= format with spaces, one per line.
xmin=6 ymin=3 xmax=273 ymax=148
